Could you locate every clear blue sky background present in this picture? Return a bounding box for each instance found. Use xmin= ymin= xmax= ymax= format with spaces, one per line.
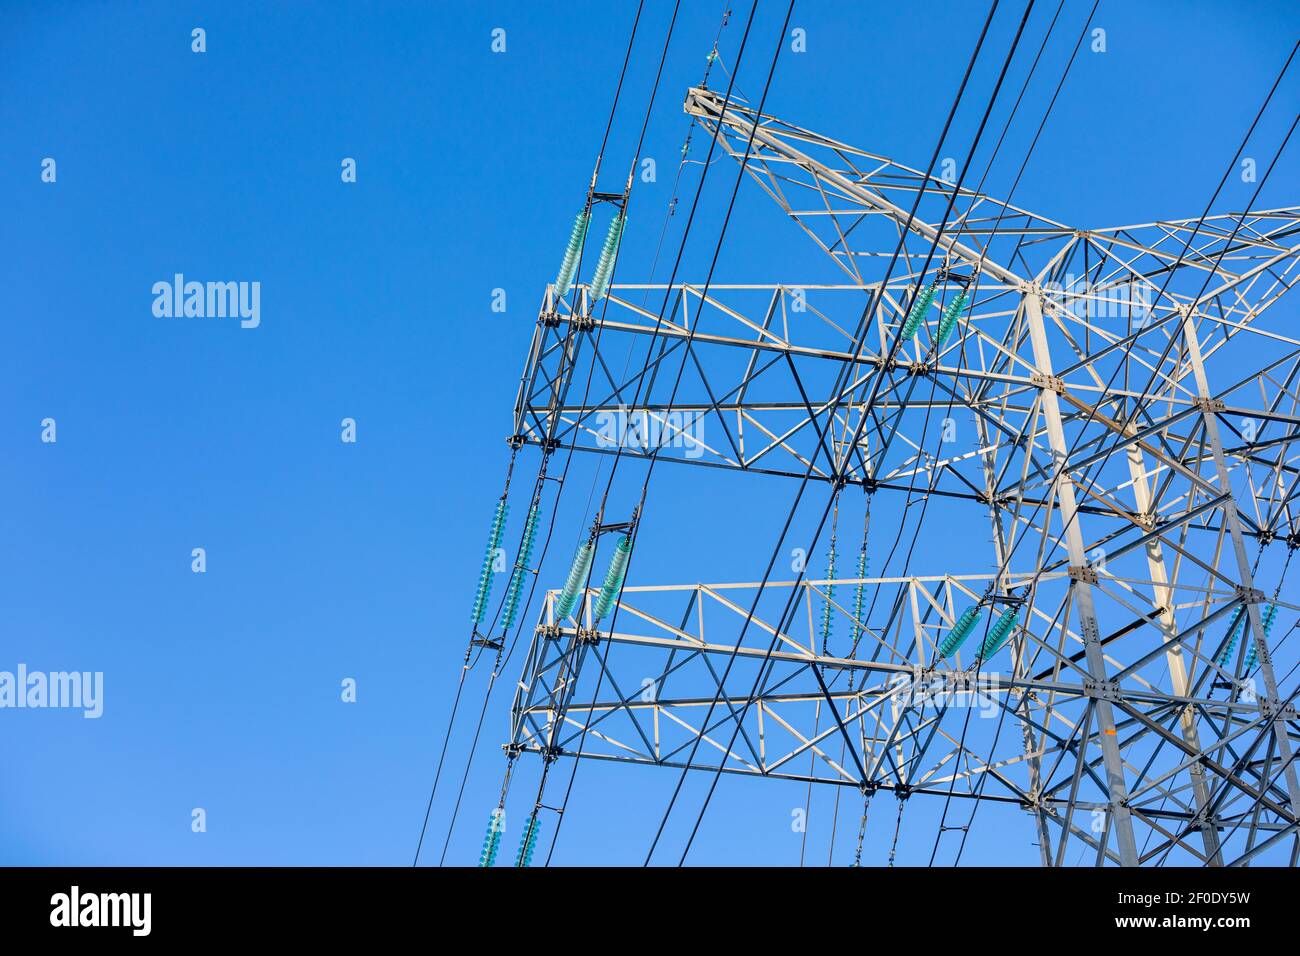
xmin=2 ymin=0 xmax=1297 ymax=866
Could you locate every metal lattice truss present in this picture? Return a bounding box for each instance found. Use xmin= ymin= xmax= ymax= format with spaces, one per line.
xmin=512 ymin=574 xmax=1300 ymax=866
xmin=505 ymin=88 xmax=1300 ymax=865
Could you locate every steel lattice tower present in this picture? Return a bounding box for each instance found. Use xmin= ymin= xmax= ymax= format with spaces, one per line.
xmin=502 ymin=87 xmax=1300 ymax=866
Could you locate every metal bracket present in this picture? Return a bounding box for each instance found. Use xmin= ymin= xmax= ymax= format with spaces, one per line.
xmin=1194 ymin=396 xmax=1226 ymax=413
xmin=1068 ymin=565 xmax=1099 ymax=585
xmin=1235 ymin=585 xmax=1266 ymax=605
xmin=1031 ymin=372 xmax=1065 ymax=393
xmin=937 ymin=268 xmax=973 ymax=288
xmin=1083 ymin=678 xmax=1120 ymax=702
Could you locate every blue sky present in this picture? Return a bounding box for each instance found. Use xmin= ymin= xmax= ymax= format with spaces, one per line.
xmin=2 ymin=0 xmax=1298 ymax=866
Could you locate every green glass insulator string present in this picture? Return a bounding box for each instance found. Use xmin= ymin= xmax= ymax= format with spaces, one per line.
xmin=820 ymin=496 xmax=841 ymax=654
xmin=555 ymin=541 xmax=595 ymax=620
xmin=515 ymin=813 xmax=541 ymax=868
xmin=554 ymin=209 xmax=592 ymax=299
xmin=939 ymin=605 xmax=982 ymax=659
xmin=850 ymin=502 xmax=871 ymax=649
xmin=478 ymin=810 xmax=504 ymax=867
xmin=821 ymin=545 xmax=837 ymax=655
xmin=500 ymin=503 xmax=541 ymax=630
xmin=977 ymin=606 xmax=1020 ymax=660
xmin=899 ymin=281 xmax=937 ymax=340
xmin=1242 ymin=554 xmax=1294 ymax=671
xmin=851 ymin=549 xmax=868 ymax=645
xmin=935 ymin=288 xmax=969 ymax=347
xmin=592 ymin=535 xmax=633 ymax=623
xmin=590 ymin=213 xmax=626 ymax=302
xmin=1219 ymin=542 xmax=1273 ymax=671
xmin=471 ymin=499 xmax=509 ymax=626
xmin=1216 ymin=606 xmax=1246 ymax=667
xmin=1243 ymin=604 xmax=1278 ymax=672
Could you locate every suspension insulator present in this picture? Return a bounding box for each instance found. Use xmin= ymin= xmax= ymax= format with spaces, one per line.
xmin=851 ymin=551 xmax=868 ymax=644
xmin=589 ymin=213 xmax=626 ymax=302
xmin=593 ymin=535 xmax=633 ymax=622
xmin=978 ymin=607 xmax=1020 ymax=659
xmin=1216 ymin=606 xmax=1246 ymax=667
xmin=935 ymin=289 xmax=970 ymax=346
xmin=471 ymin=500 xmax=509 ymax=625
xmin=478 ymin=811 xmax=504 ymax=867
xmin=938 ymin=605 xmax=982 ymax=659
xmin=555 ymin=542 xmax=595 ymax=619
xmin=1244 ymin=604 xmax=1278 ymax=672
xmin=515 ymin=814 xmax=541 ymax=867
xmin=820 ymin=541 xmax=837 ymax=651
xmin=501 ymin=504 xmax=541 ymax=630
xmin=899 ymin=282 xmax=937 ymax=340
xmin=554 ymin=209 xmax=592 ymax=299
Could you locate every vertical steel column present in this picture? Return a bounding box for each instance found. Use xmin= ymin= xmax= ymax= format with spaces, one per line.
xmin=1180 ymin=310 xmax=1300 ymax=825
xmin=1125 ymin=443 xmax=1223 ymax=863
xmin=1023 ymin=289 xmax=1139 ymax=866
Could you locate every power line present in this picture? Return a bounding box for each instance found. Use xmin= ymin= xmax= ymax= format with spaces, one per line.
xmin=414 ymin=0 xmax=651 ymax=866
xmin=641 ymin=0 xmax=1027 ymax=866
xmin=935 ymin=53 xmax=1300 ymax=867
xmin=522 ymin=0 xmax=777 ymax=866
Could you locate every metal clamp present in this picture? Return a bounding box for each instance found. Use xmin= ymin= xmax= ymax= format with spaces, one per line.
xmin=1031 ymin=372 xmax=1065 ymax=393
xmin=1068 ymin=565 xmax=1099 ymax=585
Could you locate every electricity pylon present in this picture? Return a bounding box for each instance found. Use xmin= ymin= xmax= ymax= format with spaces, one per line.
xmin=504 ymin=88 xmax=1300 ymax=866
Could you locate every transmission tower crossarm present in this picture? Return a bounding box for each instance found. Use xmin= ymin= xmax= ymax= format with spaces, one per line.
xmin=682 ymin=86 xmax=1033 ymax=289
